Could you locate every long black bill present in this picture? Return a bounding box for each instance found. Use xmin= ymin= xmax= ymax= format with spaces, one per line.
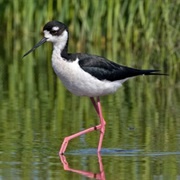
xmin=22 ymin=37 xmax=47 ymax=58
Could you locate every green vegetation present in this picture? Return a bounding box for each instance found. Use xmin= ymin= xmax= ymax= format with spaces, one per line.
xmin=0 ymin=0 xmax=179 ymax=94
xmin=1 ymin=0 xmax=179 ymax=66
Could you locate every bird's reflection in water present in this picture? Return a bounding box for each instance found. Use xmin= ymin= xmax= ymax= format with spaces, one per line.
xmin=60 ymin=153 xmax=106 ymax=180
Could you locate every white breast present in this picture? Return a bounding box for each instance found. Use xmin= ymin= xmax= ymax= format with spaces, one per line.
xmin=51 ymin=50 xmax=126 ymax=97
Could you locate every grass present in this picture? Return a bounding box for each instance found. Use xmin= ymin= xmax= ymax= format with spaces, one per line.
xmin=1 ymin=1 xmax=179 ymax=66
xmin=0 ymin=0 xmax=179 ymax=101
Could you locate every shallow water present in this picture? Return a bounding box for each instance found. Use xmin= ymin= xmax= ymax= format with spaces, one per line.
xmin=0 ymin=87 xmax=180 ymax=179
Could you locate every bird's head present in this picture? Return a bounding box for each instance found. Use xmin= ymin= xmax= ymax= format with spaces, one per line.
xmin=23 ymin=21 xmax=68 ymax=58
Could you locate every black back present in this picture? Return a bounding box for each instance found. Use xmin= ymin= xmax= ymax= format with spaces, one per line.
xmin=75 ymin=54 xmax=162 ymax=81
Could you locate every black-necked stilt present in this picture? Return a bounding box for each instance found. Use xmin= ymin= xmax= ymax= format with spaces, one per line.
xmin=23 ymin=21 xmax=167 ymax=155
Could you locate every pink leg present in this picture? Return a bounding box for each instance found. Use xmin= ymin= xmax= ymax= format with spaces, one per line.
xmin=59 ymin=97 xmax=106 ymax=155
xmin=90 ymin=97 xmax=106 ymax=152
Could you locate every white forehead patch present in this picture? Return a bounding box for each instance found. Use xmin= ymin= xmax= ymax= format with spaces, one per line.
xmin=52 ymin=26 xmax=59 ymax=31
xmin=43 ymin=30 xmax=51 ymax=38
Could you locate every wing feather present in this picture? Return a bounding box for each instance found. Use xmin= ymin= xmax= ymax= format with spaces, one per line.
xmin=76 ymin=54 xmax=161 ymax=81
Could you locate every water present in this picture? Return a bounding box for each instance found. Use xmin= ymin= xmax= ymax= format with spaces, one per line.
xmin=1 ymin=84 xmax=180 ymax=179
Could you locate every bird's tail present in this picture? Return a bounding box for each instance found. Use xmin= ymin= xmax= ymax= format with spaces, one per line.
xmin=141 ymin=70 xmax=168 ymax=76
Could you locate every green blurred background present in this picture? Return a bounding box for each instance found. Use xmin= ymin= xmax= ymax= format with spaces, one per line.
xmin=0 ymin=0 xmax=179 ymax=179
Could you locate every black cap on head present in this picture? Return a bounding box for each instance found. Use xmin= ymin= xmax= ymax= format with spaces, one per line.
xmin=43 ymin=21 xmax=68 ymax=36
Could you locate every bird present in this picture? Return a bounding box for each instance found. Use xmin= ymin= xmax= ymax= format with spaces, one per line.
xmin=23 ymin=20 xmax=167 ymax=155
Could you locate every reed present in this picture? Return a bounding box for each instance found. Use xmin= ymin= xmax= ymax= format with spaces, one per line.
xmin=1 ymin=1 xmax=179 ymax=70
xmin=0 ymin=0 xmax=178 ymax=116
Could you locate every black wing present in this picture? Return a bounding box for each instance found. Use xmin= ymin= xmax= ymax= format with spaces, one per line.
xmin=75 ymin=54 xmax=163 ymax=81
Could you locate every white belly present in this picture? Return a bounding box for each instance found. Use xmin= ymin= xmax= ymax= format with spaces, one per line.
xmin=52 ymin=56 xmax=125 ymax=97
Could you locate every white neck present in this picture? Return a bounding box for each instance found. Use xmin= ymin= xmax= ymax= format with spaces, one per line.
xmin=53 ymin=31 xmax=68 ymax=52
xmin=44 ymin=30 xmax=68 ymax=56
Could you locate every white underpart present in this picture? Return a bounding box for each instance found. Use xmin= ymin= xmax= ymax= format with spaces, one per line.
xmin=44 ymin=30 xmax=127 ymax=97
